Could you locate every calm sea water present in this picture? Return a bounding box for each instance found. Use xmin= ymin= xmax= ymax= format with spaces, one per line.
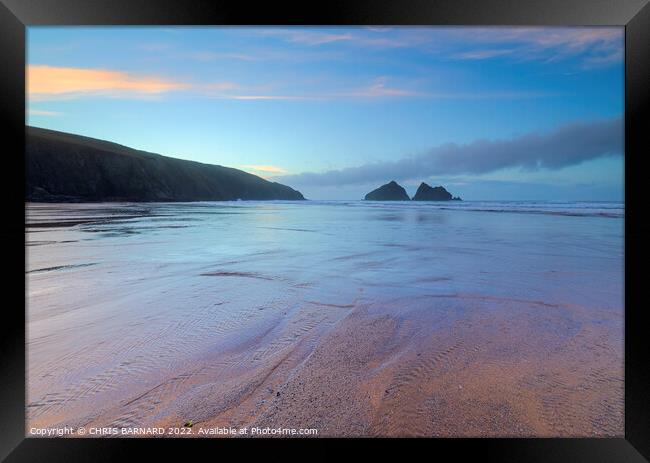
xmin=25 ymin=200 xmax=624 ymax=427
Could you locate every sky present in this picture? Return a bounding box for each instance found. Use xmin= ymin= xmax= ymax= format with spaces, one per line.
xmin=27 ymin=26 xmax=624 ymax=200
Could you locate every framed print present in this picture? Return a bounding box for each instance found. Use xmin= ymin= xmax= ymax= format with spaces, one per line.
xmin=1 ymin=0 xmax=649 ymax=461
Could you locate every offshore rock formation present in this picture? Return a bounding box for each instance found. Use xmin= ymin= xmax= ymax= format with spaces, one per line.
xmin=412 ymin=182 xmax=461 ymax=201
xmin=364 ymin=181 xmax=410 ymax=201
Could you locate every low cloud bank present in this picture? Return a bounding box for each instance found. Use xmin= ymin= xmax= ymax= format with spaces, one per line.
xmin=277 ymin=117 xmax=623 ymax=187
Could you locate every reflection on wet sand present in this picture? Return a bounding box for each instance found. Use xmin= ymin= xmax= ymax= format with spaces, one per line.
xmin=26 ymin=201 xmax=624 ymax=436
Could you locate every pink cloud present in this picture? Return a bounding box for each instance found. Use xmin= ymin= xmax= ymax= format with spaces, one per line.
xmin=28 ymin=65 xmax=188 ymax=100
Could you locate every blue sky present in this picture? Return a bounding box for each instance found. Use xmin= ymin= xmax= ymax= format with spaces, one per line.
xmin=27 ymin=27 xmax=624 ymax=200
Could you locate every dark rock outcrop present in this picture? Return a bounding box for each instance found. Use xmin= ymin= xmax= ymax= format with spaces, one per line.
xmin=412 ymin=182 xmax=461 ymax=201
xmin=364 ymin=181 xmax=410 ymax=201
xmin=26 ymin=126 xmax=305 ymax=202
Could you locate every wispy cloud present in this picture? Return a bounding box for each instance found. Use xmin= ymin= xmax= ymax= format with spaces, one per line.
xmin=212 ymin=76 xmax=422 ymax=100
xmin=276 ymin=116 xmax=623 ymax=187
xmin=250 ymin=27 xmax=623 ymax=69
xmin=333 ymin=77 xmax=552 ymax=100
xmin=253 ymin=29 xmax=355 ymax=46
xmin=227 ymin=95 xmax=315 ymax=101
xmin=337 ymin=76 xmax=422 ymax=98
xmin=26 ymin=65 xmax=554 ymax=103
xmin=449 ymin=27 xmax=623 ymax=68
xmin=201 ymin=82 xmax=240 ymax=92
xmin=252 ymin=28 xmax=432 ymax=49
xmin=27 ymin=108 xmax=63 ymax=117
xmin=454 ymin=49 xmax=515 ymax=60
xmin=240 ymin=164 xmax=287 ymax=174
xmin=187 ymin=51 xmax=259 ymax=62
xmin=28 ymin=65 xmax=188 ymax=100
xmin=206 ymin=76 xmax=549 ymax=101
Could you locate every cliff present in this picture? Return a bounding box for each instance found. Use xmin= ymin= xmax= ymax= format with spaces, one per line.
xmin=26 ymin=127 xmax=305 ymax=202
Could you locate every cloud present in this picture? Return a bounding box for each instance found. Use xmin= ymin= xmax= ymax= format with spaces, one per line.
xmin=27 ymin=109 xmax=63 ymax=117
xmin=337 ymin=76 xmax=422 ymax=98
xmin=28 ymin=65 xmax=188 ymax=100
xmin=450 ymin=27 xmax=623 ymax=68
xmin=198 ymin=76 xmax=430 ymax=101
xmin=26 ymin=65 xmax=423 ymax=102
xmin=25 ymin=66 xmax=553 ymax=103
xmin=187 ymin=51 xmax=259 ymax=62
xmin=228 ymin=95 xmax=313 ymax=100
xmin=207 ymin=77 xmax=549 ymax=101
xmin=579 ymin=46 xmax=624 ymax=69
xmin=252 ymin=27 xmax=436 ymax=50
xmin=363 ymin=26 xmax=394 ymax=33
xmin=221 ymin=76 xmax=421 ymax=100
xmin=454 ymin=49 xmax=515 ymax=60
xmin=276 ymin=116 xmax=623 ymax=187
xmin=26 ymin=65 xmax=261 ymax=101
xmin=201 ymin=82 xmax=240 ymax=92
xmin=251 ymin=27 xmax=623 ymax=69
xmin=240 ymin=165 xmax=287 ymax=174
xmin=253 ymin=29 xmax=355 ymax=46
xmin=335 ymin=77 xmax=553 ymax=100
xmin=289 ymin=31 xmax=355 ymax=46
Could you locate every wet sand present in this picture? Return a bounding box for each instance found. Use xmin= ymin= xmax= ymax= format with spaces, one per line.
xmin=28 ymin=295 xmax=623 ymax=437
xmin=154 ymin=298 xmax=623 ymax=437
xmin=26 ymin=202 xmax=624 ymax=437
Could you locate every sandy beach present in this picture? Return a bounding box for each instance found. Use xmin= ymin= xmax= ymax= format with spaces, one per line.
xmin=88 ymin=296 xmax=622 ymax=437
xmin=26 ymin=201 xmax=624 ymax=437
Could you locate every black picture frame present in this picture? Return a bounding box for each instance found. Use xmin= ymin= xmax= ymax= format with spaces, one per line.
xmin=1 ymin=0 xmax=648 ymax=461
